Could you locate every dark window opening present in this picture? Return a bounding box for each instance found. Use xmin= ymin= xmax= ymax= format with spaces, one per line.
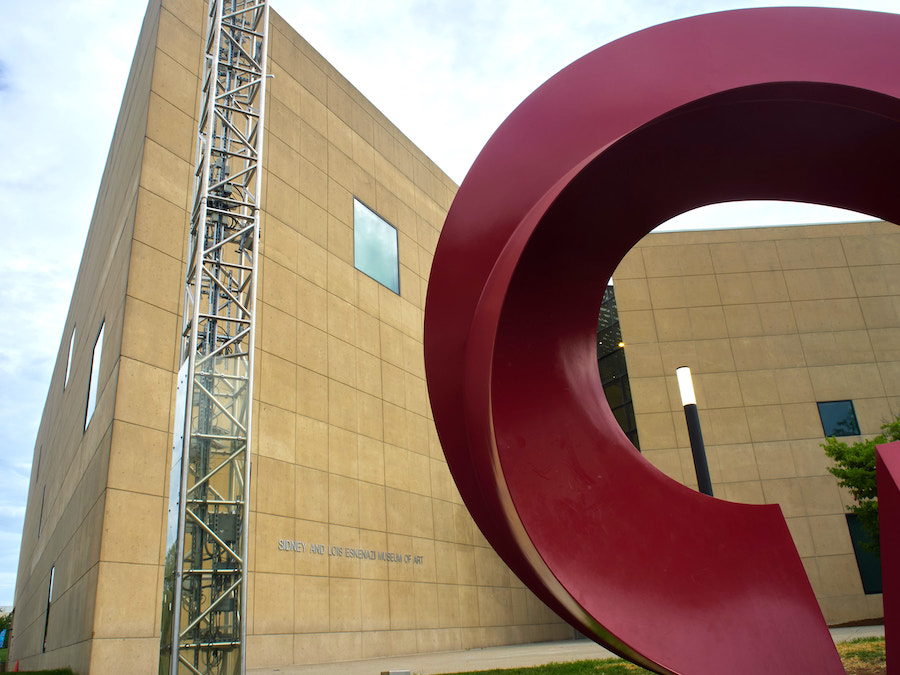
xmin=42 ymin=565 xmax=54 ymax=653
xmin=34 ymin=445 xmax=42 ymax=484
xmin=818 ymin=400 xmax=860 ymax=437
xmin=38 ymin=486 xmax=45 ymax=538
xmin=846 ymin=514 xmax=881 ymax=594
xmin=598 ymin=286 xmax=640 ymax=450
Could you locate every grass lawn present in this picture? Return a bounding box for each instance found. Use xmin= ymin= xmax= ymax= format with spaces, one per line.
xmin=433 ymin=637 xmax=886 ymax=675
xmin=437 ymin=659 xmax=650 ymax=675
xmin=838 ymin=637 xmax=887 ymax=675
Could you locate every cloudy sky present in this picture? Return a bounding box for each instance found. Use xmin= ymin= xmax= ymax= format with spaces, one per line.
xmin=0 ymin=0 xmax=896 ymax=606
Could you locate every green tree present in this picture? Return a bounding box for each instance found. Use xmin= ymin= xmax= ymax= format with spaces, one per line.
xmin=822 ymin=416 xmax=900 ymax=556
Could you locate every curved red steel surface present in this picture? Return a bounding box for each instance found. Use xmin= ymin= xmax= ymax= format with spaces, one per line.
xmin=424 ymin=8 xmax=900 ymax=675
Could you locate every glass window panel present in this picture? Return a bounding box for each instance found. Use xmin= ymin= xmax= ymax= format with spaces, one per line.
xmin=846 ymin=514 xmax=882 ymax=594
xmin=43 ymin=565 xmax=54 ymax=652
xmin=598 ymin=307 xmax=613 ymax=329
xmin=605 ymin=381 xmax=626 ymax=409
xmin=620 ymin=377 xmax=632 ymax=403
xmin=598 ymin=349 xmax=626 ymax=383
xmin=598 ymin=286 xmax=617 ymax=329
xmin=354 ymin=198 xmax=399 ymax=294
xmin=85 ymin=322 xmax=104 ymax=430
xmin=597 ymin=324 xmax=622 ymax=358
xmin=65 ymin=325 xmax=76 ymax=388
xmin=597 ymin=284 xmax=639 ymax=451
xmin=613 ymin=405 xmax=636 ymax=435
xmin=817 ymin=400 xmax=860 ymax=437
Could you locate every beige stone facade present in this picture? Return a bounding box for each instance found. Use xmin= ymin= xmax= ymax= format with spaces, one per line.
xmin=11 ymin=0 xmax=897 ymax=672
xmin=615 ymin=221 xmax=899 ymax=626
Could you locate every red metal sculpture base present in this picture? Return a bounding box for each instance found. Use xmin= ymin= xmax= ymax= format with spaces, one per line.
xmin=878 ymin=441 xmax=900 ymax=673
xmin=424 ymin=7 xmax=900 ymax=674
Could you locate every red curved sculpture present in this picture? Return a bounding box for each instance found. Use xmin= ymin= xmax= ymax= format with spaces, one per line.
xmin=424 ymin=8 xmax=900 ymax=674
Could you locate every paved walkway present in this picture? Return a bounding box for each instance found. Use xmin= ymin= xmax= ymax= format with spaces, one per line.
xmin=248 ymin=625 xmax=885 ymax=675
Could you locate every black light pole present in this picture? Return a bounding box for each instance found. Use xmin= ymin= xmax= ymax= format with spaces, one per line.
xmin=676 ymin=366 xmax=713 ymax=496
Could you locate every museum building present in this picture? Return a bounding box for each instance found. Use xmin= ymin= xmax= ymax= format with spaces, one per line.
xmin=10 ymin=0 xmax=899 ymax=672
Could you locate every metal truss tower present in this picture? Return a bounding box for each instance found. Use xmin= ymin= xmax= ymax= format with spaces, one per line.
xmin=160 ymin=1 xmax=269 ymax=673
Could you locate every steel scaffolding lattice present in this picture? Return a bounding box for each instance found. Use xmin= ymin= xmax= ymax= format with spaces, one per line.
xmin=160 ymin=1 xmax=269 ymax=673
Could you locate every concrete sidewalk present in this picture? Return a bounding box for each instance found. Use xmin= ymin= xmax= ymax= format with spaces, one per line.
xmin=248 ymin=625 xmax=885 ymax=675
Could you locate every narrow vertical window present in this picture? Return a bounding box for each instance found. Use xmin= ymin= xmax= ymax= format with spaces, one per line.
xmin=846 ymin=514 xmax=882 ymax=594
xmin=64 ymin=325 xmax=76 ymax=389
xmin=42 ymin=565 xmax=54 ymax=652
xmin=38 ymin=486 xmax=45 ymax=538
xmin=353 ymin=198 xmax=400 ymax=293
xmin=85 ymin=321 xmax=104 ymax=431
xmin=597 ymin=286 xmax=640 ymax=449
xmin=34 ymin=445 xmax=42 ymax=484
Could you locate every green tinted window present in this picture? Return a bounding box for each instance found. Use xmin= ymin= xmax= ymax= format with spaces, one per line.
xmin=817 ymin=400 xmax=860 ymax=437
xmin=354 ymin=198 xmax=399 ymax=294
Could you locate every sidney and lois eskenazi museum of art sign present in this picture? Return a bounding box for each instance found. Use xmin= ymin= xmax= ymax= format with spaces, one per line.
xmin=277 ymin=538 xmax=425 ymax=565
